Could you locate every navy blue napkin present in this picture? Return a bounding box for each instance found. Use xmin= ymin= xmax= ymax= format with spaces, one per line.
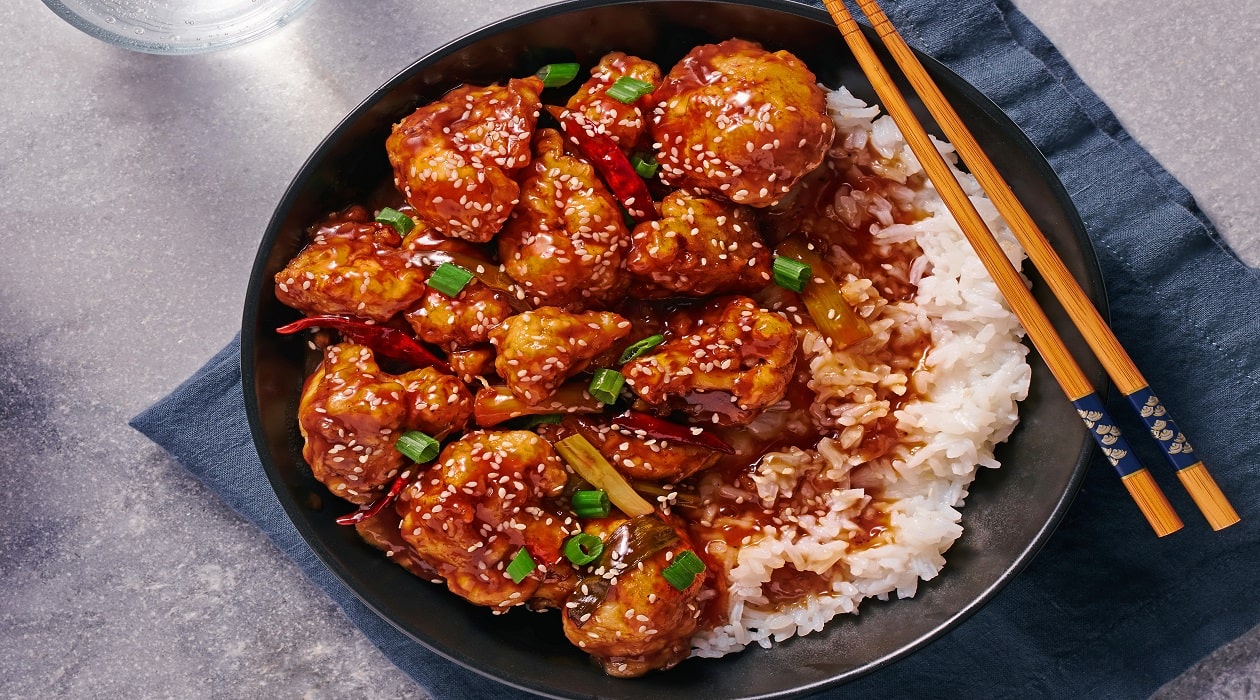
xmin=132 ymin=0 xmax=1260 ymax=697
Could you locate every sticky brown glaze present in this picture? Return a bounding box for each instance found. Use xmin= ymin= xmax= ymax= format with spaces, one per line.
xmin=298 ymin=343 xmax=473 ymax=504
xmin=565 ymin=415 xmax=721 ymax=482
xmin=386 ymin=77 xmax=543 ymax=242
xmin=275 ymin=206 xmax=428 ymax=323
xmin=397 ymin=430 xmax=578 ymax=611
xmin=649 ymin=39 xmax=833 ymax=207
xmin=565 ymin=52 xmax=663 ymax=150
xmin=498 ymin=128 xmax=631 ymax=310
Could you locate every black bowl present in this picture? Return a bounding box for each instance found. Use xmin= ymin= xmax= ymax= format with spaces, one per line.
xmin=242 ymin=1 xmax=1105 ymax=697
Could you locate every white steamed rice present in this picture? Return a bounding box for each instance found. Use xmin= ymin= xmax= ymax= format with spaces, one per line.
xmin=690 ymin=87 xmax=1031 ymax=657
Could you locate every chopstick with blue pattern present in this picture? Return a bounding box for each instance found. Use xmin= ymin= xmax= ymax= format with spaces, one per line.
xmin=822 ymin=0 xmax=1195 ymax=536
xmin=844 ymin=0 xmax=1239 ymax=532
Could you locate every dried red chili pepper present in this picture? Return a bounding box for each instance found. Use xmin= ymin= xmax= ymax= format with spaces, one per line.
xmin=276 ymin=315 xmax=451 ymax=373
xmin=334 ymin=471 xmax=411 ymax=525
xmin=609 ymin=411 xmax=735 ymax=454
xmin=546 ymin=105 xmax=660 ymax=223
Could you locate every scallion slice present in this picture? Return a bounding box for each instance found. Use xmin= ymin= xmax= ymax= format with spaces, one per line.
xmin=661 ymin=550 xmax=706 ymax=591
xmin=772 ymin=255 xmax=811 ymax=293
xmin=375 ymin=207 xmax=415 ymax=235
xmin=605 ymin=76 xmax=654 ymax=104
xmin=505 ymin=547 xmax=535 ymax=584
xmin=572 ymin=489 xmax=611 ymax=518
xmin=564 ymin=533 xmax=604 ymax=566
xmin=426 ymin=262 xmax=474 ymax=297
xmin=520 ymin=413 xmax=565 ymax=429
xmin=630 ymin=152 xmax=658 ymax=179
xmin=588 ymin=368 xmax=625 ymax=404
xmin=536 ymin=62 xmax=581 ymax=88
xmin=395 ymin=430 xmax=440 ymax=463
xmin=618 ymin=334 xmax=665 ymax=364
xmin=554 ymin=434 xmax=655 ymax=517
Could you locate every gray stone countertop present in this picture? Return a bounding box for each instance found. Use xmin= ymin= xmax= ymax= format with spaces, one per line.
xmin=2 ymin=0 xmax=1256 ymax=697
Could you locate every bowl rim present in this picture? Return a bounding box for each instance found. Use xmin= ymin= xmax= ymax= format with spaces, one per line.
xmin=241 ymin=1 xmax=1104 ymax=696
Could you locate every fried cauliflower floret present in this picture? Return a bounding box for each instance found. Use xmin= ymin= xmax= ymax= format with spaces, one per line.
xmin=298 ymin=343 xmax=473 ymax=504
xmin=626 ymin=190 xmax=772 ymax=296
xmin=404 ymin=280 xmax=514 ymax=348
xmin=386 ymin=77 xmax=543 ymax=242
xmin=489 ymin=307 xmax=631 ymax=404
xmin=498 ymin=129 xmax=631 ymax=309
xmin=567 ymin=417 xmax=720 ymax=482
xmin=397 ymin=430 xmax=576 ymax=610
xmin=622 ymin=296 xmax=798 ymax=426
xmin=562 ymin=516 xmax=707 ymax=677
xmin=649 ymin=39 xmax=834 ymax=207
xmin=565 ymin=52 xmax=662 ymax=150
xmin=275 ymin=206 xmax=428 ymax=323
xmin=448 ymin=345 xmax=497 ymax=384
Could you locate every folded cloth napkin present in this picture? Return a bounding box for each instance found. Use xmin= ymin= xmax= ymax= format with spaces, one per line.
xmin=132 ymin=0 xmax=1260 ymax=697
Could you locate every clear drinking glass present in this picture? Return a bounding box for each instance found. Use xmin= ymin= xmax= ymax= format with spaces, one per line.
xmin=41 ymin=0 xmax=316 ymax=54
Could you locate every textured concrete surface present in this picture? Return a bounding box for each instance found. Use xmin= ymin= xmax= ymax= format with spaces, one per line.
xmin=0 ymin=0 xmax=1255 ymax=697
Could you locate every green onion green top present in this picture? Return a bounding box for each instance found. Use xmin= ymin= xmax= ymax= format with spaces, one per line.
xmin=661 ymin=550 xmax=706 ymax=591
xmin=506 ymin=547 xmax=535 ymax=584
xmin=536 ymin=62 xmax=581 ymax=88
xmin=426 ymin=262 xmax=475 ymax=297
xmin=605 ymin=76 xmax=655 ymax=104
xmin=519 ymin=413 xmax=565 ymax=429
xmin=571 ymin=489 xmax=611 ymax=518
xmin=563 ymin=533 xmax=604 ymax=566
xmin=630 ymin=152 xmax=659 ymax=179
xmin=772 ymin=255 xmax=812 ymax=293
xmin=618 ymin=334 xmax=665 ymax=363
xmin=395 ymin=430 xmax=440 ymax=463
xmin=588 ymin=368 xmax=625 ymax=405
xmin=374 ymin=207 xmax=415 ymax=236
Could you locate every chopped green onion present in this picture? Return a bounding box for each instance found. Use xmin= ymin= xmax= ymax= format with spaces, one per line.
xmin=395 ymin=430 xmax=440 ymax=463
xmin=554 ymin=434 xmax=655 ymax=517
xmin=776 ymin=236 xmax=872 ymax=349
xmin=426 ymin=262 xmax=474 ymax=297
xmin=536 ymin=62 xmax=581 ymax=88
xmin=375 ymin=207 xmax=415 ymax=236
xmin=519 ymin=413 xmax=565 ymax=429
xmin=772 ymin=255 xmax=812 ymax=293
xmin=505 ymin=547 xmax=535 ymax=584
xmin=588 ymin=368 xmax=625 ymax=404
xmin=564 ymin=533 xmax=604 ymax=566
xmin=630 ymin=152 xmax=658 ymax=179
xmin=661 ymin=550 xmax=706 ymax=591
xmin=605 ymin=76 xmax=654 ymax=104
xmin=572 ymin=489 xmax=611 ymax=518
xmin=618 ymin=334 xmax=665 ymax=364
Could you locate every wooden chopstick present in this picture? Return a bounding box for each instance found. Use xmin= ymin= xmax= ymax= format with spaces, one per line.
xmin=820 ymin=0 xmax=1186 ymax=536
xmin=847 ymin=0 xmax=1240 ymax=532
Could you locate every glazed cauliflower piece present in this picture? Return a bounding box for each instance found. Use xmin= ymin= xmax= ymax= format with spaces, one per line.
xmin=622 ymin=296 xmax=798 ymax=426
xmin=649 ymin=39 xmax=834 ymax=207
xmin=565 ymin=52 xmax=663 ymax=150
xmin=404 ymin=279 xmax=515 ymax=348
xmin=498 ymin=129 xmax=631 ymax=310
xmin=562 ymin=516 xmax=707 ymax=677
xmin=397 ymin=430 xmax=577 ymax=610
xmin=298 ymin=343 xmax=473 ymax=504
xmin=489 ymin=307 xmax=631 ymax=404
xmin=626 ymin=190 xmax=773 ymax=296
xmin=275 ymin=206 xmax=428 ymax=323
xmin=386 ymin=77 xmax=543 ymax=242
